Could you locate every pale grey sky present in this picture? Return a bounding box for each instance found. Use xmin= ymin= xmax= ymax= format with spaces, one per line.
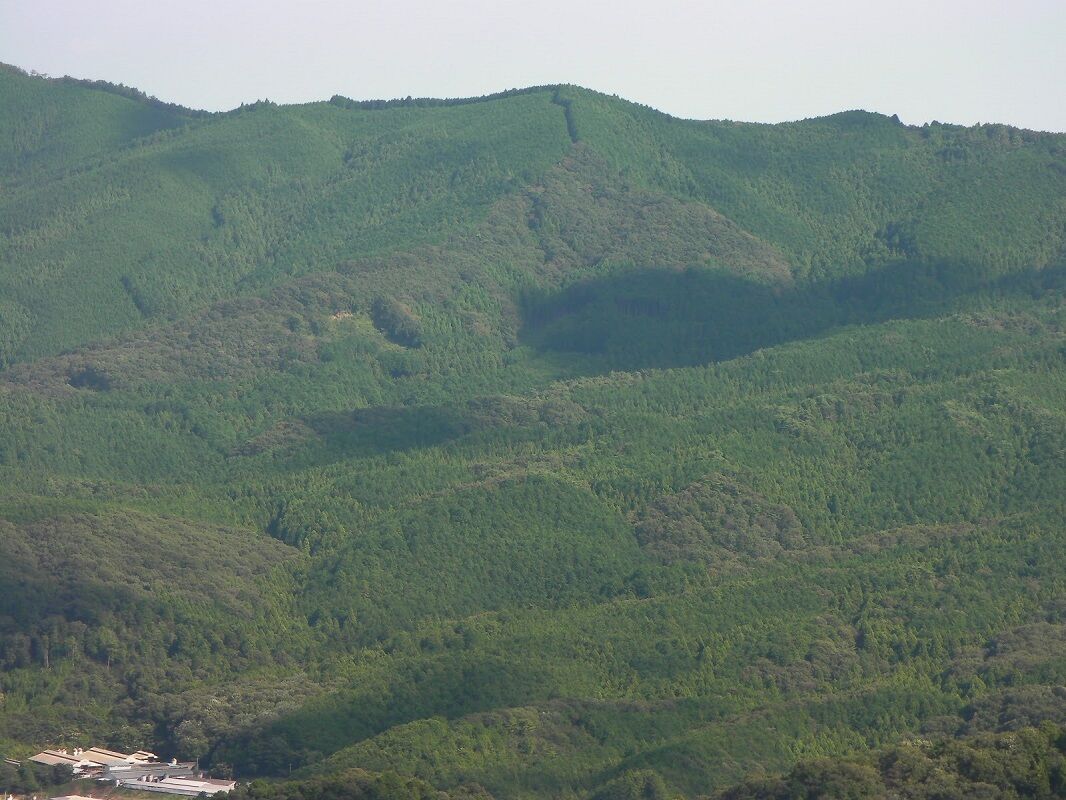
xmin=2 ymin=0 xmax=1064 ymax=131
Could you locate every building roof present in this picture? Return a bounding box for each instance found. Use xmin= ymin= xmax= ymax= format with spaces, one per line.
xmin=118 ymin=776 xmax=236 ymax=797
xmin=30 ymin=750 xmax=77 ymax=765
xmin=81 ymin=747 xmax=134 ymax=764
xmin=29 ymin=745 xmax=159 ymax=770
xmin=29 ymin=751 xmax=101 ymax=768
xmin=105 ymin=761 xmax=196 ymax=773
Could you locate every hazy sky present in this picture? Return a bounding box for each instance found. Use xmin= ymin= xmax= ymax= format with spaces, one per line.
xmin=2 ymin=0 xmax=1064 ymax=130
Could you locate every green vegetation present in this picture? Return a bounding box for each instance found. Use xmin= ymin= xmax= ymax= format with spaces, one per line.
xmin=715 ymin=723 xmax=1066 ymax=799
xmin=0 ymin=63 xmax=1064 ymax=798
xmin=0 ymin=760 xmax=73 ymax=796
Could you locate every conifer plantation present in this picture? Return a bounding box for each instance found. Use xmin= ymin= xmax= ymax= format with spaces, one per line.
xmin=0 ymin=62 xmax=1064 ymax=798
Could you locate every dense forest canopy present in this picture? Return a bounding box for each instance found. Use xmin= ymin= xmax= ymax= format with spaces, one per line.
xmin=0 ymin=62 xmax=1064 ymax=799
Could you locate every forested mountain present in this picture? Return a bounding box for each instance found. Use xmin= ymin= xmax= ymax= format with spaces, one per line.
xmin=0 ymin=62 xmax=1064 ymax=799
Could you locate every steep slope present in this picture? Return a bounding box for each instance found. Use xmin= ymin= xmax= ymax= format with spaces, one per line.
xmin=559 ymin=87 xmax=1066 ymax=279
xmin=0 ymin=71 xmax=572 ymax=363
xmin=0 ymin=64 xmax=195 ymax=181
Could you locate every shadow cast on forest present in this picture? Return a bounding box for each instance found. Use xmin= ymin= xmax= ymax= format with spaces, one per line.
xmin=518 ymin=260 xmax=1065 ymax=372
xmin=263 ymin=261 xmax=1062 ymax=467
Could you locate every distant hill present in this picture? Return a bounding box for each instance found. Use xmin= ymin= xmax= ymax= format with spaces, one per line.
xmin=0 ymin=65 xmax=1063 ymax=800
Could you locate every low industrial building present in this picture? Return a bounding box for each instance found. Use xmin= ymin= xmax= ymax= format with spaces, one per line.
xmin=24 ymin=746 xmax=232 ymax=795
xmin=27 ymin=750 xmax=104 ymax=773
xmin=117 ymin=776 xmax=236 ymax=796
xmin=104 ymin=761 xmax=198 ymax=781
xmin=28 ymin=745 xmax=161 ymax=774
xmin=81 ymin=748 xmax=142 ymax=766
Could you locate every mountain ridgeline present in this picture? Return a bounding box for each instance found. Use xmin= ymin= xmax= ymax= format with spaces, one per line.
xmin=0 ymin=62 xmax=1064 ymax=799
